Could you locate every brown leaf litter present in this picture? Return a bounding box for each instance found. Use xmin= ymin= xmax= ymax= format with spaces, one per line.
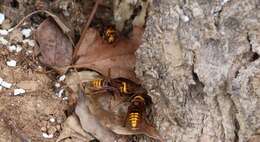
xmin=36 ymin=18 xmax=73 ymax=68
xmin=72 ymin=26 xmax=144 ymax=83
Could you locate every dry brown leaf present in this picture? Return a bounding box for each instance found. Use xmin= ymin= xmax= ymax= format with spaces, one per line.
xmin=56 ymin=115 xmax=93 ymax=142
xmin=72 ymin=26 xmax=144 ymax=83
xmin=36 ymin=18 xmax=73 ymax=68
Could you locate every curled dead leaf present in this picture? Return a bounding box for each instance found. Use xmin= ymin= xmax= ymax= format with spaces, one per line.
xmin=36 ymin=18 xmax=73 ymax=68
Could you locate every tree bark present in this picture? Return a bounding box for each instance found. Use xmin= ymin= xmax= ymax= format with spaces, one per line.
xmin=135 ymin=0 xmax=260 ymax=141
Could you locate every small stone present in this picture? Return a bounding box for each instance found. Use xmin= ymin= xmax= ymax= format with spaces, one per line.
xmin=58 ymin=75 xmax=66 ymax=81
xmin=181 ymin=15 xmax=190 ymax=22
xmin=14 ymin=89 xmax=26 ymax=96
xmin=0 ymin=29 xmax=8 ymax=36
xmin=7 ymin=45 xmax=17 ymax=52
xmin=42 ymin=132 xmax=53 ymax=139
xmin=21 ymin=28 xmax=32 ymax=38
xmin=23 ymin=39 xmax=35 ymax=47
xmin=0 ymin=37 xmax=8 ymax=45
xmin=0 ymin=13 xmax=5 ymax=25
xmin=16 ymin=45 xmax=23 ymax=52
xmin=54 ymin=82 xmax=61 ymax=88
xmin=0 ymin=78 xmax=12 ymax=88
xmin=6 ymin=59 xmax=17 ymax=67
xmin=4 ymin=84 xmax=12 ymax=89
xmin=62 ymin=96 xmax=68 ymax=100
xmin=49 ymin=117 xmax=55 ymax=123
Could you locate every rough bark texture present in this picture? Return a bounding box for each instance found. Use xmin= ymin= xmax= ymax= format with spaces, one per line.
xmin=135 ymin=0 xmax=260 ymax=141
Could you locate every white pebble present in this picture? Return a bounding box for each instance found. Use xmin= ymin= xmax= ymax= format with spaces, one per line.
xmin=7 ymin=45 xmax=17 ymax=52
xmin=7 ymin=45 xmax=22 ymax=53
xmin=14 ymin=88 xmax=26 ymax=95
xmin=1 ymin=81 xmax=12 ymax=88
xmin=62 ymin=96 xmax=68 ymax=100
xmin=0 ymin=37 xmax=8 ymax=45
xmin=16 ymin=45 xmax=23 ymax=52
xmin=0 ymin=29 xmax=8 ymax=36
xmin=0 ymin=77 xmax=12 ymax=88
xmin=21 ymin=28 xmax=32 ymax=38
xmin=55 ymin=82 xmax=61 ymax=88
xmin=23 ymin=39 xmax=35 ymax=47
xmin=49 ymin=117 xmax=56 ymax=123
xmin=181 ymin=15 xmax=190 ymax=22
xmin=0 ymin=86 xmax=2 ymax=90
xmin=0 ymin=13 xmax=5 ymax=25
xmin=6 ymin=59 xmax=17 ymax=67
xmin=42 ymin=133 xmax=53 ymax=139
xmin=58 ymin=75 xmax=66 ymax=81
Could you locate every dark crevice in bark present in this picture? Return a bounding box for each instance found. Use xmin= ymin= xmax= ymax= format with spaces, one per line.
xmin=213 ymin=9 xmax=222 ymax=30
xmin=247 ymin=32 xmax=253 ymax=50
xmin=234 ymin=118 xmax=240 ymax=142
xmin=234 ymin=70 xmax=239 ymax=78
xmin=250 ymin=53 xmax=259 ymax=62
xmin=247 ymin=32 xmax=259 ymax=62
xmin=192 ymin=69 xmax=205 ymax=88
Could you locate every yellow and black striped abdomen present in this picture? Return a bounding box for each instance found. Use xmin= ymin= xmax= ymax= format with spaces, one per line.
xmin=128 ymin=112 xmax=141 ymax=129
xmin=126 ymin=95 xmax=146 ymax=130
xmin=90 ymin=79 xmax=104 ymax=89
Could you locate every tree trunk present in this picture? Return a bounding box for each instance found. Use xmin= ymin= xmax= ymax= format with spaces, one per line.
xmin=135 ymin=0 xmax=260 ymax=141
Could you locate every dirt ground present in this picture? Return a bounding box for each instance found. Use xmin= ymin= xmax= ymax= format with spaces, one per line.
xmin=0 ymin=0 xmax=91 ymax=141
